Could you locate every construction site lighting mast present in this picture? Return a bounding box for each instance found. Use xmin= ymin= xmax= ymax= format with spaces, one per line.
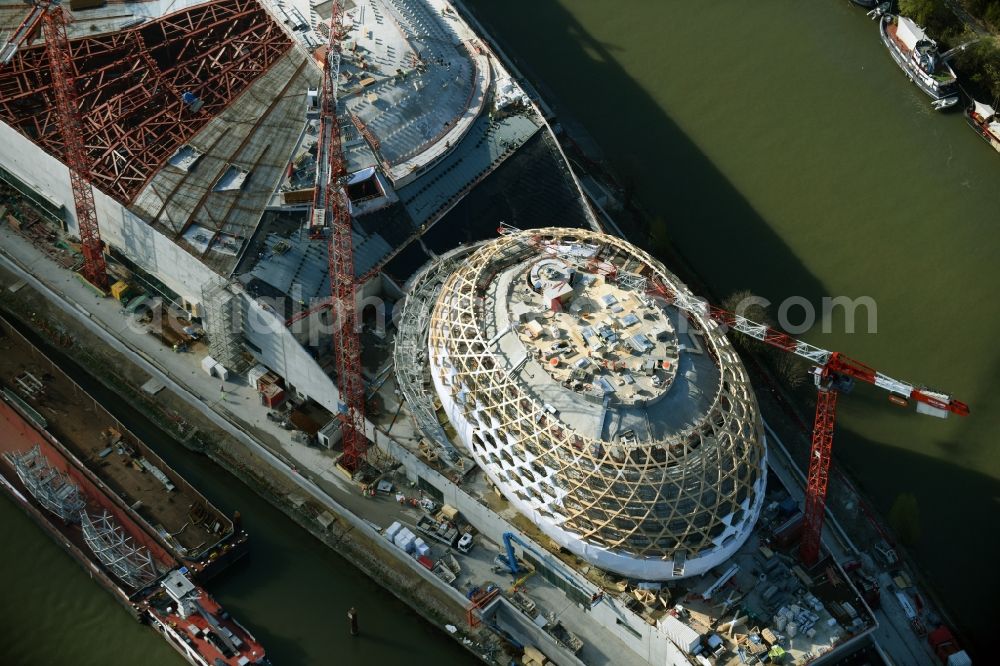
xmin=311 ymin=0 xmax=367 ymax=472
xmin=644 ymin=277 xmax=969 ymax=566
xmin=1 ymin=0 xmax=109 ymax=290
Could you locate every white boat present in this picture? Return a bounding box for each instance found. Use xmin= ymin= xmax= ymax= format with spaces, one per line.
xmin=965 ymin=100 xmax=1000 ymax=153
xmin=880 ymin=14 xmax=960 ymax=110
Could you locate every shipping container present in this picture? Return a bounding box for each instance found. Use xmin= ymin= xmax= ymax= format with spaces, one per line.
xmin=660 ymin=615 xmax=700 ymax=654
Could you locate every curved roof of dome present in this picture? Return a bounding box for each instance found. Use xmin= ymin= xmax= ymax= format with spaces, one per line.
xmin=427 ymin=227 xmax=767 ymax=579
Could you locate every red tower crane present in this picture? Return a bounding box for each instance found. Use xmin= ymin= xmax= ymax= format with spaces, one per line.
xmin=646 ymin=277 xmax=969 ymax=565
xmin=2 ymin=0 xmax=109 ymax=290
xmin=302 ymin=1 xmax=367 ymax=472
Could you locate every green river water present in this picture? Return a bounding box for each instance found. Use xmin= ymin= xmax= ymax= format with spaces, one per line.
xmin=2 ymin=1 xmax=998 ymax=663
xmin=464 ymin=0 xmax=1000 ymax=656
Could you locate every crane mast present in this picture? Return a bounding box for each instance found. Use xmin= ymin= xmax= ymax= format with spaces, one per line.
xmin=314 ymin=1 xmax=367 ymax=472
xmin=2 ymin=1 xmax=109 ymax=290
xmin=42 ymin=3 xmax=108 ymax=290
xmin=646 ymin=276 xmax=968 ymax=564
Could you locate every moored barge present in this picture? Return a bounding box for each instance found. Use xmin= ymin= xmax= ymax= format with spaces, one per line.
xmin=966 ymin=100 xmax=1000 ymax=153
xmin=0 ymin=317 xmax=247 ymax=579
xmin=0 ymin=395 xmax=267 ymax=665
xmin=0 ymin=318 xmax=267 ymax=665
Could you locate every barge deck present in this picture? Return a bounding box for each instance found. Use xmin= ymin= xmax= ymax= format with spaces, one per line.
xmin=0 ymin=317 xmax=246 ymax=578
xmin=0 ymin=321 xmax=268 ymax=666
xmin=0 ymin=396 xmax=173 ymax=618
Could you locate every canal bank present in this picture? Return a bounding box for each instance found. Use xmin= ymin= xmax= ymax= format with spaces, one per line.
xmin=0 ymin=283 xmax=482 ymax=664
xmin=463 ymin=0 xmax=1000 ymax=657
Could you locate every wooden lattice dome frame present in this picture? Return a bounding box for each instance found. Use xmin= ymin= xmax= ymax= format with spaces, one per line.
xmin=427 ymin=228 xmax=767 ymax=579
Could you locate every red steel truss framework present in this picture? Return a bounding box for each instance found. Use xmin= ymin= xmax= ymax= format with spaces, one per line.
xmin=0 ymin=0 xmax=292 ymax=205
xmin=41 ymin=3 xmax=107 ymax=288
xmin=800 ymin=388 xmax=837 ymax=565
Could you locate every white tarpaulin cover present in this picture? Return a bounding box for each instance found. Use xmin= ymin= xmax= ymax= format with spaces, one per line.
xmin=896 ymin=16 xmax=927 ymax=51
xmin=347 ymin=166 xmax=377 ymax=185
xmin=973 ymin=100 xmax=996 ymax=120
xmin=660 ymin=615 xmax=701 ymax=654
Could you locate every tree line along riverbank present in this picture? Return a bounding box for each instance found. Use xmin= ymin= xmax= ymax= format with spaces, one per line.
xmin=901 ymin=0 xmax=1000 ymax=100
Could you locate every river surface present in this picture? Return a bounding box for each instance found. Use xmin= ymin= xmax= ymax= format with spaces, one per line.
xmin=3 ymin=1 xmax=998 ymax=662
xmin=0 ymin=323 xmax=475 ymax=665
xmin=465 ymin=0 xmax=1000 ymax=655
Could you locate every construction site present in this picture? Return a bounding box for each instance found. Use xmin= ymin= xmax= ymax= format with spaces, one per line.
xmin=423 ymin=227 xmax=768 ymax=581
xmin=0 ymin=0 xmax=975 ymax=665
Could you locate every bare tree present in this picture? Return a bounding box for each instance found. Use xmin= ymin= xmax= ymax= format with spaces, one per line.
xmin=720 ymin=289 xmax=772 ymax=354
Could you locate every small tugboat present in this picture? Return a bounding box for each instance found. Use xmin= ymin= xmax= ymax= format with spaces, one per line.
xmin=146 ymin=570 xmax=268 ymax=666
xmin=880 ymin=14 xmax=960 ymax=110
xmin=965 ymin=100 xmax=1000 ymax=152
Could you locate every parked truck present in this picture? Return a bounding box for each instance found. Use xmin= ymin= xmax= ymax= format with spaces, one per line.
xmin=928 ymin=626 xmax=972 ymax=666
xmin=432 ymin=554 xmax=461 ymax=585
xmin=416 ymin=514 xmax=459 ymax=547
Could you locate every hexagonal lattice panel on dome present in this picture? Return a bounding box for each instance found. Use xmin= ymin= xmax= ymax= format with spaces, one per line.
xmin=426 ymin=227 xmax=767 ymax=579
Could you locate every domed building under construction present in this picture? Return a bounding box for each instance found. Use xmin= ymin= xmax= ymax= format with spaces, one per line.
xmin=425 ymin=227 xmax=767 ymax=580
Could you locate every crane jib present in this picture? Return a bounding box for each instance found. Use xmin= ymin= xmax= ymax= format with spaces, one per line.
xmin=640 ymin=279 xmax=967 ymax=417
xmin=499 ymin=227 xmax=970 ymax=570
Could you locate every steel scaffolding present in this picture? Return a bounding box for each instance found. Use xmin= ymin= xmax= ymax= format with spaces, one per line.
xmin=393 ymin=248 xmax=473 ymax=468
xmin=202 ymin=281 xmax=246 ymax=372
xmin=80 ymin=509 xmax=159 ymax=589
xmin=4 ymin=445 xmax=85 ymax=523
xmin=425 ymin=228 xmax=768 ymax=571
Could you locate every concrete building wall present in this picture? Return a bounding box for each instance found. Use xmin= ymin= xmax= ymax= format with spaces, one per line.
xmin=0 ymin=122 xmax=121 ymax=242
xmin=1 ymin=122 xmax=348 ymax=416
xmin=110 ymin=209 xmax=225 ymax=307
xmin=0 ymin=122 xmax=222 ymax=306
xmin=243 ymin=297 xmax=341 ymax=413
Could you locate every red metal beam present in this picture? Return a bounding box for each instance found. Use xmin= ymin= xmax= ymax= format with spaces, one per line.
xmin=0 ymin=0 xmax=293 ymax=205
xmin=41 ymin=5 xmax=108 ymax=290
xmin=800 ymin=388 xmax=838 ymax=566
xmin=321 ymin=0 xmax=368 ymax=473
